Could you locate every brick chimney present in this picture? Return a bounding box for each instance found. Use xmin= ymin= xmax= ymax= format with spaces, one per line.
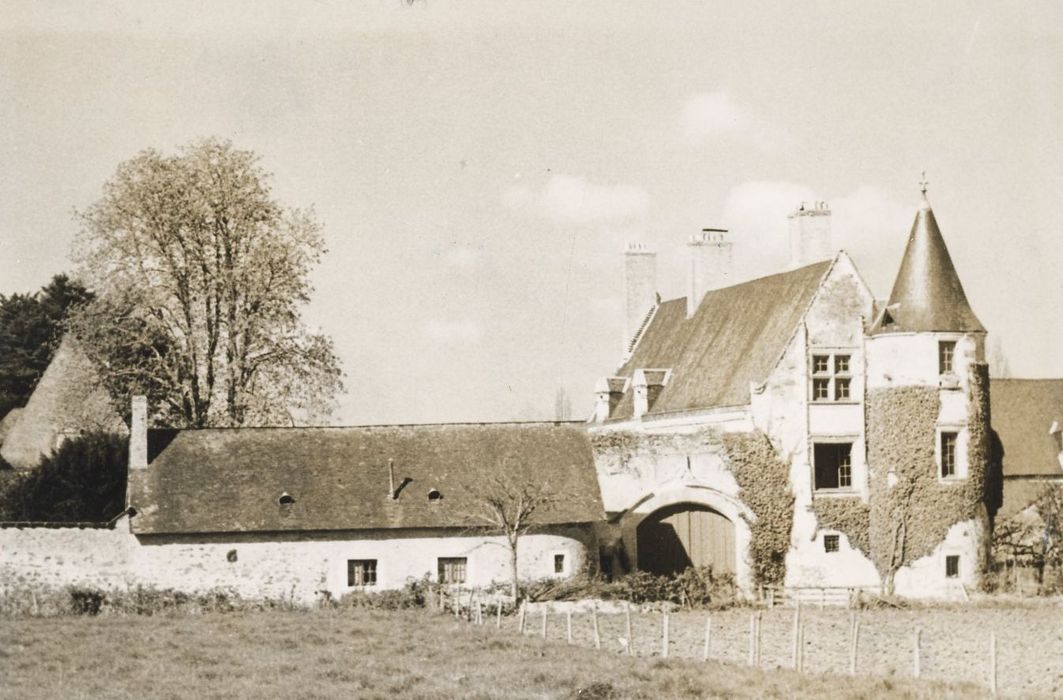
xmin=593 ymin=376 xmax=628 ymax=423
xmin=129 ymin=395 xmax=148 ymax=470
xmin=624 ymin=243 xmax=657 ymax=351
xmin=788 ymin=201 xmax=832 ymax=268
xmin=631 ymin=369 xmax=669 ymax=420
xmin=687 ymin=229 xmax=732 ymax=318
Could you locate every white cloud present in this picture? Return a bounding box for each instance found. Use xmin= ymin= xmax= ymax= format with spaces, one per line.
xmin=423 ymin=318 xmax=484 ymax=343
xmin=680 ymin=90 xmax=780 ymax=150
xmin=441 ymin=246 xmax=481 ymax=271
xmin=503 ymin=174 xmax=649 ymax=224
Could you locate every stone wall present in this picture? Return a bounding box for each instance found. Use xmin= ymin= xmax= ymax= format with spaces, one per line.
xmin=0 ymin=519 xmax=594 ymax=603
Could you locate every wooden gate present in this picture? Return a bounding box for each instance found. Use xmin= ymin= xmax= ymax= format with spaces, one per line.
xmin=636 ymin=502 xmax=735 ymax=576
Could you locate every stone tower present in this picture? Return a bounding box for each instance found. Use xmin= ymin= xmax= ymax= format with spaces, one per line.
xmin=788 ymin=201 xmax=832 ymax=269
xmin=686 ymin=228 xmax=732 ymax=317
xmin=864 ymin=188 xmax=991 ymax=596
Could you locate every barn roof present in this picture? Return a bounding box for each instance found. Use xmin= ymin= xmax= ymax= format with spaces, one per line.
xmin=129 ymin=422 xmax=604 ymax=535
xmin=992 ymin=378 xmax=1063 ymax=477
xmin=606 ymin=260 xmax=832 ymax=420
xmin=869 ymin=194 xmax=984 ymax=335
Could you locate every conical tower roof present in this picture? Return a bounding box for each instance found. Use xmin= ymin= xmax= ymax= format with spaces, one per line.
xmin=870 ymin=192 xmax=984 ymax=335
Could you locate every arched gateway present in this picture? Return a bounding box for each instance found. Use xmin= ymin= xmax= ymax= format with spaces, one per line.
xmin=636 ymin=502 xmax=736 ymax=577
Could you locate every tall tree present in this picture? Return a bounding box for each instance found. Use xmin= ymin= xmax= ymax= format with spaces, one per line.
xmin=0 ymin=274 xmax=93 ymax=416
xmin=70 ymin=138 xmax=343 ymax=427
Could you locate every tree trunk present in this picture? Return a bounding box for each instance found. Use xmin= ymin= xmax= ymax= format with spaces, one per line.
xmin=510 ymin=535 xmax=520 ymax=601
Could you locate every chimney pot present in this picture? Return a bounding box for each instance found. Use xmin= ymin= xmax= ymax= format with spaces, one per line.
xmin=129 ymin=395 xmax=148 ymax=470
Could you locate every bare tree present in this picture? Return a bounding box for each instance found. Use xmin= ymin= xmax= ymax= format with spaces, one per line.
xmin=463 ymin=472 xmax=557 ymax=600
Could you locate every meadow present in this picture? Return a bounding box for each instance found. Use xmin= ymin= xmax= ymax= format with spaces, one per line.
xmin=0 ymin=605 xmax=1010 ymax=700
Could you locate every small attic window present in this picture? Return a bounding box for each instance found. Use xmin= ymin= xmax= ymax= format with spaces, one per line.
xmin=428 ymin=489 xmax=443 ymax=502
xmin=278 ymin=492 xmax=295 ymax=506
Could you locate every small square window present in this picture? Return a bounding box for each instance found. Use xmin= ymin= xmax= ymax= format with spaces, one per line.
xmin=945 ymin=555 xmax=960 ymax=578
xmin=834 ymin=377 xmax=851 ymax=401
xmin=813 ymin=378 xmax=830 ymax=401
xmin=941 ymin=432 xmax=958 ymax=478
xmin=554 ymin=554 xmax=565 ymax=574
xmin=834 ymin=355 xmax=850 ymax=374
xmin=939 ymin=341 xmax=956 ymax=375
xmin=347 ymin=559 xmax=377 ymax=586
xmin=823 ymin=535 xmax=840 ymax=553
xmin=438 ymin=557 xmax=467 ymax=584
xmin=813 ymin=355 xmax=830 ymax=374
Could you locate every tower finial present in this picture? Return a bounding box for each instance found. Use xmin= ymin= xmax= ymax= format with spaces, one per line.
xmin=919 ymin=170 xmax=929 ymax=195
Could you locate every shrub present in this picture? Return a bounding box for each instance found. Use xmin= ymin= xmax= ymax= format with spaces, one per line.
xmin=340 ymin=576 xmax=432 ymax=610
xmin=525 ymin=567 xmax=736 ymax=609
xmin=68 ymin=587 xmax=105 ymax=615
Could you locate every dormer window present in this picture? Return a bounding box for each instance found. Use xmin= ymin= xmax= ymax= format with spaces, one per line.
xmin=428 ymin=489 xmax=443 ymax=502
xmin=278 ymin=492 xmax=295 ymax=506
xmin=939 ymin=341 xmax=956 ymax=375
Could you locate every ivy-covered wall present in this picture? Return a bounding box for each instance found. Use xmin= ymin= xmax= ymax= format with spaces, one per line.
xmin=590 ymin=429 xmax=793 ymax=588
xmin=810 ymin=497 xmax=870 ymax=557
xmin=865 ymin=363 xmax=993 ymax=591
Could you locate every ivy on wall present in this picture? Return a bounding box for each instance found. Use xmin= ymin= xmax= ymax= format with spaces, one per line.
xmin=721 ymin=432 xmax=794 ymax=587
xmin=866 ymin=363 xmax=993 ymax=592
xmin=591 ymin=429 xmax=794 ymax=588
xmin=810 ymin=497 xmax=871 ymax=557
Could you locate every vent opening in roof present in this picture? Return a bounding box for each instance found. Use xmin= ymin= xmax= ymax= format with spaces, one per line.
xmin=428 ymin=489 xmax=443 ymax=502
xmin=278 ymin=492 xmax=295 ymax=506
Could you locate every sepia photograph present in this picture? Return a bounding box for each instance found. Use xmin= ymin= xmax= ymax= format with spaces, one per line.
xmin=1 ymin=1 xmax=1061 ymax=697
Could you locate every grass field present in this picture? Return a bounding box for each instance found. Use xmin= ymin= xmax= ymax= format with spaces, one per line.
xmin=1 ymin=607 xmax=996 ymax=700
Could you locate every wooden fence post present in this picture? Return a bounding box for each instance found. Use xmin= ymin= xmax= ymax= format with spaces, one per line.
xmin=849 ymin=617 xmax=860 ymax=676
xmin=625 ymin=603 xmax=633 ymax=656
xmin=913 ymin=628 xmax=921 ymax=678
xmin=661 ymin=612 xmax=669 ymax=658
xmin=702 ymin=616 xmax=712 ymax=662
xmin=496 ymin=597 xmax=502 ymax=629
xmin=566 ymin=610 xmax=573 ymax=645
xmin=755 ymin=611 xmax=762 ymax=666
xmin=748 ymin=613 xmax=756 ymax=666
xmin=476 ymin=599 xmax=483 ymax=625
xmin=541 ymin=608 xmax=548 ymax=640
xmin=989 ymin=631 xmax=997 ymax=696
xmin=518 ymin=601 xmax=527 ymax=635
xmin=592 ymin=605 xmax=601 ymax=650
xmin=791 ymin=602 xmax=801 ymax=670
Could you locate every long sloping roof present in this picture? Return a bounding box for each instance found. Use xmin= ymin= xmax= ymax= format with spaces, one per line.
xmin=608 ymin=260 xmax=832 ymax=420
xmin=992 ymin=378 xmax=1063 ymax=477
xmin=870 ymin=196 xmax=984 ymax=334
xmin=129 ymin=422 xmax=604 ymax=535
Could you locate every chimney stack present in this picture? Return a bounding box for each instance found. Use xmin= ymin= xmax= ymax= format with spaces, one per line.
xmin=631 ymin=369 xmax=669 ymax=420
xmin=687 ymin=229 xmax=732 ymax=318
xmin=129 ymin=395 xmax=148 ymax=470
xmin=624 ymin=243 xmax=657 ymax=351
xmin=788 ymin=201 xmax=832 ymax=268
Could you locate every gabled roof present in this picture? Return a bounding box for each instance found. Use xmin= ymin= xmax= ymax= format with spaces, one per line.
xmin=607 ymin=260 xmax=832 ymax=420
xmin=992 ymin=378 xmax=1063 ymax=477
xmin=129 ymin=422 xmax=604 ymax=535
xmin=870 ymin=195 xmax=984 ymax=334
xmin=0 ymin=335 xmax=126 ymax=470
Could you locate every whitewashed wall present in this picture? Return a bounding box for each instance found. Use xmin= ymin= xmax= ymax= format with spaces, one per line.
xmin=0 ymin=519 xmax=593 ymax=604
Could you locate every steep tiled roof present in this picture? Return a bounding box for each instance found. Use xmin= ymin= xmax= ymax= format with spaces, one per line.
xmin=607 ymin=260 xmax=832 ymax=420
xmin=870 ymin=196 xmax=984 ymax=334
xmin=992 ymin=378 xmax=1063 ymax=477
xmin=129 ymin=422 xmax=604 ymax=535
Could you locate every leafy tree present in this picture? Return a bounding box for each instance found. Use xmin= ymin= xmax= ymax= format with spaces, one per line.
xmin=0 ymin=274 xmax=93 ymax=416
xmin=70 ymin=138 xmax=343 ymax=427
xmin=4 ymin=432 xmax=127 ymax=522
xmin=463 ymin=472 xmax=557 ymax=600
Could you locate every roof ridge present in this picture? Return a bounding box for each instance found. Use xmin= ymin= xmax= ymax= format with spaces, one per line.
xmin=157 ymin=420 xmax=589 ymax=432
xmin=657 ymin=259 xmax=833 ymax=305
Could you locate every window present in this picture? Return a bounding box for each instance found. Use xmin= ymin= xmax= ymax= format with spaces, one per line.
xmin=941 ymin=432 xmax=958 ymax=478
xmin=554 ymin=554 xmax=565 ymax=574
xmin=438 ymin=557 xmax=467 ymax=584
xmin=823 ymin=535 xmax=840 ymax=553
xmin=348 ymin=559 xmax=377 ymax=586
xmin=939 ymin=341 xmax=956 ymax=374
xmin=278 ymin=492 xmax=295 ymax=506
xmin=813 ymin=442 xmax=854 ymax=491
xmin=945 ymin=555 xmax=960 ymax=579
xmin=810 ymin=352 xmax=853 ymax=402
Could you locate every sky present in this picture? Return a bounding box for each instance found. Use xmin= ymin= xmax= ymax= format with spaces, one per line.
xmin=2 ymin=1 xmax=1061 ymax=425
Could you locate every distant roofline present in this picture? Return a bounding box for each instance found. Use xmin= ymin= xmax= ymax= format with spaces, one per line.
xmin=148 ymin=420 xmax=589 ymax=432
